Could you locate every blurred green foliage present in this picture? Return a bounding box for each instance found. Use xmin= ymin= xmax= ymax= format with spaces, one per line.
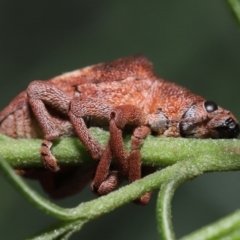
xmin=0 ymin=1 xmax=240 ymax=239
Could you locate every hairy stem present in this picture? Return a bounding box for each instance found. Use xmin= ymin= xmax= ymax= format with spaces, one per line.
xmin=0 ymin=128 xmax=240 ymax=169
xmin=157 ymin=181 xmax=179 ymax=240
xmin=28 ymin=219 xmax=85 ymax=240
xmin=1 ymin=128 xmax=240 ymax=239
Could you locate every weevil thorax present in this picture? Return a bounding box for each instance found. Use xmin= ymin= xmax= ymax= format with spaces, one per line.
xmin=148 ymin=80 xmax=239 ymax=139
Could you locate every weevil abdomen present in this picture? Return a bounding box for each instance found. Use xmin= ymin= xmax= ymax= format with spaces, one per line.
xmin=0 ymin=92 xmax=74 ymax=139
xmin=0 ymin=92 xmax=39 ymax=138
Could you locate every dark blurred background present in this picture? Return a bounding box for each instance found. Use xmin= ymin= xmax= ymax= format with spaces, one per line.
xmin=1 ymin=1 xmax=240 ymax=239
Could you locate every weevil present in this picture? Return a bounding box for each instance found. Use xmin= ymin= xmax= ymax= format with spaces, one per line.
xmin=0 ymin=55 xmax=239 ymax=204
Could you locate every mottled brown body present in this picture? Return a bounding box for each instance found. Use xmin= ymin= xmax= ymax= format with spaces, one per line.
xmin=0 ymin=56 xmax=239 ymax=203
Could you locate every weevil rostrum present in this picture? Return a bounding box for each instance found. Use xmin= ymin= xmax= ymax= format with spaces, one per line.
xmin=0 ymin=55 xmax=239 ymax=204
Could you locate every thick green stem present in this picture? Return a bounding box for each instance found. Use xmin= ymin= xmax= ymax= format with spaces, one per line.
xmin=1 ymin=128 xmax=240 ymax=239
xmin=1 ymin=128 xmax=240 ymax=169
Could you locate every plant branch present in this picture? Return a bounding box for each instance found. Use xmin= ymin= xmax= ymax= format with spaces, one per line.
xmin=157 ymin=180 xmax=180 ymax=240
xmin=28 ymin=219 xmax=86 ymax=240
xmin=1 ymin=128 xmax=240 ymax=169
xmin=1 ymin=128 xmax=240 ymax=239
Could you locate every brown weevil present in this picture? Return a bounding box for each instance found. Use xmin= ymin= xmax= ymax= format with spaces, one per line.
xmin=0 ymin=55 xmax=239 ymax=204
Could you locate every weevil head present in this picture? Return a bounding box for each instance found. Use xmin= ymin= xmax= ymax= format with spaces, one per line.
xmin=179 ymin=100 xmax=239 ymax=139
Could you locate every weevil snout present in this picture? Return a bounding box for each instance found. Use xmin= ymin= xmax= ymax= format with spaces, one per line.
xmin=215 ymin=117 xmax=239 ymax=138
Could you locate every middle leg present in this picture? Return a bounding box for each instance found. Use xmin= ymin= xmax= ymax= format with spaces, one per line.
xmin=108 ymin=106 xmax=152 ymax=203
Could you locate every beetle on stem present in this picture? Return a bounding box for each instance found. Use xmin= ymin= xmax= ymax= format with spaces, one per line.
xmin=0 ymin=55 xmax=239 ymax=204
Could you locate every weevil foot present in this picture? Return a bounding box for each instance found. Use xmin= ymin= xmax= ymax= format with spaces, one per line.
xmin=41 ymin=140 xmax=60 ymax=172
xmin=92 ymin=171 xmax=121 ymax=196
xmin=134 ymin=192 xmax=152 ymax=205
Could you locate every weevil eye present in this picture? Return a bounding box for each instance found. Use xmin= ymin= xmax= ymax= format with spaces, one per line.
xmin=204 ymin=101 xmax=218 ymax=113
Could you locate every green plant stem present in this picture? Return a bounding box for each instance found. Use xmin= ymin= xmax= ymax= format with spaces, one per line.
xmin=2 ymin=151 xmax=240 ymax=239
xmin=226 ymin=0 xmax=240 ymax=27
xmin=1 ymin=128 xmax=240 ymax=222
xmin=27 ymin=219 xmax=85 ymax=240
xmin=157 ymin=181 xmax=179 ymax=240
xmin=0 ymin=154 xmax=72 ymax=220
xmin=1 ymin=128 xmax=240 ymax=169
xmin=1 ymin=141 xmax=240 ymax=221
xmin=0 ymin=155 xmax=209 ymax=239
xmin=1 ymin=128 xmax=240 ymax=239
xmin=156 ymin=156 xmax=240 ymax=240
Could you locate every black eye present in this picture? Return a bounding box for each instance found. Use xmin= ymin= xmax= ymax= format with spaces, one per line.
xmin=204 ymin=101 xmax=218 ymax=113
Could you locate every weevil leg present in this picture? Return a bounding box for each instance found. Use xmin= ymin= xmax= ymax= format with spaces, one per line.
xmin=109 ymin=105 xmax=152 ymax=204
xmin=129 ymin=126 xmax=151 ymax=182
xmin=69 ymin=97 xmax=122 ymax=195
xmin=41 ymin=140 xmax=59 ymax=171
xmin=91 ymin=142 xmax=112 ymax=193
xmin=69 ymin=99 xmax=150 ymax=196
xmin=91 ymin=141 xmax=123 ymax=195
xmin=129 ymin=126 xmax=152 ymax=204
xmin=68 ymin=97 xmax=109 ymax=160
xmin=109 ymin=105 xmax=148 ymax=177
xmin=97 ymin=171 xmax=121 ymax=195
xmin=27 ymin=81 xmax=72 ymax=171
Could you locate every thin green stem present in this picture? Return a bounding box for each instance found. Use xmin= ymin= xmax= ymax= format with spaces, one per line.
xmin=2 ymin=149 xmax=240 ymax=222
xmin=0 ymin=154 xmax=72 ymax=220
xmin=27 ymin=219 xmax=85 ymax=240
xmin=156 ymin=156 xmax=212 ymax=240
xmin=157 ymin=181 xmax=179 ymax=240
